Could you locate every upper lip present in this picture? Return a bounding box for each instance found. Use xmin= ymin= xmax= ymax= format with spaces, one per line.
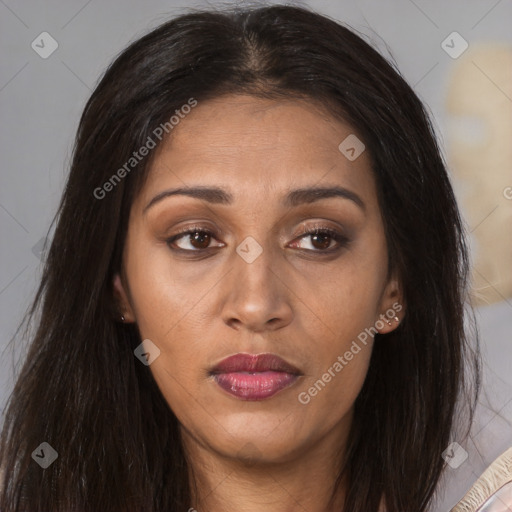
xmin=210 ymin=353 xmax=303 ymax=375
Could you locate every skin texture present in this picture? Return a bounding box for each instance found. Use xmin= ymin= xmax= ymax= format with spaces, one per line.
xmin=113 ymin=94 xmax=403 ymax=512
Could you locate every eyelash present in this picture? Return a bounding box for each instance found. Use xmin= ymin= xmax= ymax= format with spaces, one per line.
xmin=165 ymin=224 xmax=350 ymax=254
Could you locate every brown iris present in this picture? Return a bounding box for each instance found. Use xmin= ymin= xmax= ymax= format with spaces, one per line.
xmin=310 ymin=232 xmax=332 ymax=250
xmin=189 ymin=231 xmax=212 ymax=249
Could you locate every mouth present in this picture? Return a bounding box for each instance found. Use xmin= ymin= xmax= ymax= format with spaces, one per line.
xmin=209 ymin=353 xmax=303 ymax=401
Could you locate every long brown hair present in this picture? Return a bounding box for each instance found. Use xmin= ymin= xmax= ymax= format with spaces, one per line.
xmin=0 ymin=4 xmax=480 ymax=511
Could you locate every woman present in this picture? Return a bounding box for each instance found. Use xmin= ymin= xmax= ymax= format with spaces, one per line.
xmin=0 ymin=4 xmax=487 ymax=511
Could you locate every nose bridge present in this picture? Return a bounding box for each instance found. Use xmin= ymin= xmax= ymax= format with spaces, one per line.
xmin=233 ymin=233 xmax=278 ymax=300
xmin=222 ymin=233 xmax=292 ymax=331
xmin=230 ymin=198 xmax=279 ymax=283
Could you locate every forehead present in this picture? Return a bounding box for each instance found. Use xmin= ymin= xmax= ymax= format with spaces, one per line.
xmin=134 ymin=94 xmax=376 ymax=212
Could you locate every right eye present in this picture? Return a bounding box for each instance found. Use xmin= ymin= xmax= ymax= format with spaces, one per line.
xmin=166 ymin=227 xmax=224 ymax=252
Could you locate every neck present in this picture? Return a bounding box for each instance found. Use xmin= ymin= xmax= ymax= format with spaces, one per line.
xmin=182 ymin=424 xmax=350 ymax=512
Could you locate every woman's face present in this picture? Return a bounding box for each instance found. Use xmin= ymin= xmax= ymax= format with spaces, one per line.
xmin=114 ymin=94 xmax=403 ymax=464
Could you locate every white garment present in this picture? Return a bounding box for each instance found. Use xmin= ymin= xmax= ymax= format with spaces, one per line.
xmin=431 ymin=301 xmax=512 ymax=511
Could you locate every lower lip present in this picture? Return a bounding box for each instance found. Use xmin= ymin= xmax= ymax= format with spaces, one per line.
xmin=213 ymin=371 xmax=299 ymax=400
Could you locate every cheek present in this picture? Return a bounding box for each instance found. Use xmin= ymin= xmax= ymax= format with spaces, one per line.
xmin=294 ymin=252 xmax=386 ymax=414
xmin=308 ymin=263 xmax=387 ymax=345
xmin=124 ymin=236 xmax=204 ymax=340
xmin=148 ymin=351 xmax=203 ymax=425
xmin=291 ymin=338 xmax=374 ymax=450
xmin=296 ymin=310 xmax=375 ymax=409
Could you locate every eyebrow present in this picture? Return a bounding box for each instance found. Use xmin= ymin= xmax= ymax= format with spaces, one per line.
xmin=142 ymin=185 xmax=366 ymax=215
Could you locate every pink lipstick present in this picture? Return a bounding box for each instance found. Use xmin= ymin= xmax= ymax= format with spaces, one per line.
xmin=210 ymin=353 xmax=302 ymax=400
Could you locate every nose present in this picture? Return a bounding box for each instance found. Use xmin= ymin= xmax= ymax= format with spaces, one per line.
xmin=221 ymin=240 xmax=293 ymax=333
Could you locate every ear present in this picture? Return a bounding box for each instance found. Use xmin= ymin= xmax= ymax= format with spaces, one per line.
xmin=112 ymin=273 xmax=136 ymax=323
xmin=375 ymin=272 xmax=406 ymax=335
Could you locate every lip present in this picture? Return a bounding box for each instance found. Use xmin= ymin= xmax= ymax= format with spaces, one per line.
xmin=210 ymin=353 xmax=303 ymax=401
xmin=211 ymin=353 xmax=302 ymax=374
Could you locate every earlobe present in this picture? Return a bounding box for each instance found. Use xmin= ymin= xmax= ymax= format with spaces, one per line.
xmin=376 ymin=276 xmax=406 ymax=334
xmin=112 ymin=273 xmax=136 ymax=323
xmin=376 ymin=310 xmax=402 ymax=334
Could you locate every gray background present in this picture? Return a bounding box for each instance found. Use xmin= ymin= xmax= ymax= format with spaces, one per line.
xmin=1 ymin=1 xmax=511 ymax=510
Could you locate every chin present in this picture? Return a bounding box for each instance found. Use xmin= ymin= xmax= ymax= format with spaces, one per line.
xmin=205 ymin=423 xmax=310 ymax=465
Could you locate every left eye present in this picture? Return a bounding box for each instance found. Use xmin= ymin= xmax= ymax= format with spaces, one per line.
xmin=291 ymin=228 xmax=349 ymax=252
xmin=166 ymin=227 xmax=349 ymax=252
